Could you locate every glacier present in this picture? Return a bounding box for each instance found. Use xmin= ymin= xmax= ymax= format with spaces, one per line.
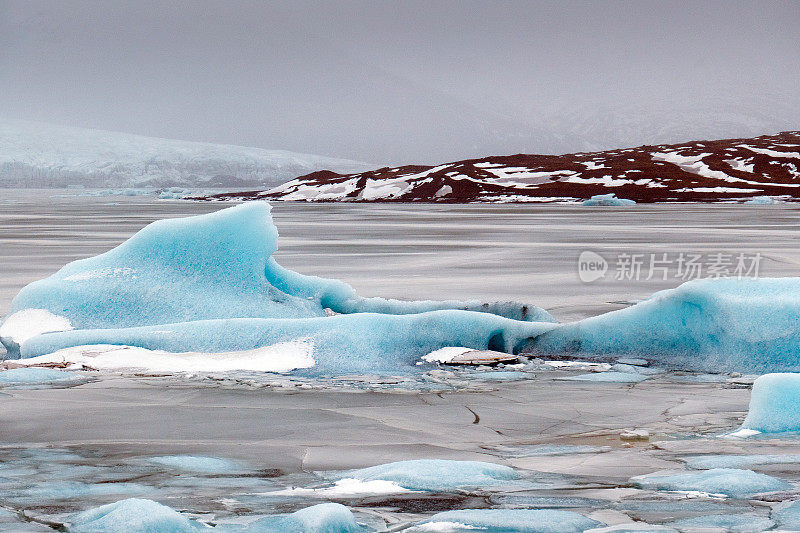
xmin=0 ymin=119 xmax=372 ymax=189
xmin=1 ymin=202 xmax=555 ymax=374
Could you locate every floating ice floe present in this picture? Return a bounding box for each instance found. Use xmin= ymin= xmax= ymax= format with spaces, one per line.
xmin=562 ymin=372 xmax=648 ymax=383
xmin=67 ymin=498 xmax=201 ymax=532
xmin=667 ymin=513 xmax=774 ymax=533
xmin=683 ymin=453 xmax=800 ymax=469
xmin=530 ymin=278 xmax=800 ymax=374
xmin=0 ymin=368 xmax=87 ymax=389
xmin=232 ymin=503 xmax=364 ymax=533
xmin=744 ymin=196 xmax=779 ymax=205
xmin=630 ymin=468 xmax=791 ymax=498
xmin=409 ymin=509 xmax=602 ymax=533
xmin=331 ymin=459 xmax=520 ymax=492
xmin=582 ymin=194 xmax=636 ymax=206
xmin=739 ymin=373 xmax=800 ymax=433
xmin=772 ymin=500 xmax=800 ymax=531
xmin=1 ymin=202 xmax=556 ymax=375
xmin=147 ymin=455 xmax=243 ymax=474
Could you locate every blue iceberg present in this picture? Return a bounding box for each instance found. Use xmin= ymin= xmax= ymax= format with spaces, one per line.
xmin=667 ymin=513 xmax=773 ymax=532
xmin=1 ymin=202 xmax=555 ymax=374
xmin=412 ymin=509 xmax=601 ymax=533
xmin=630 ymin=468 xmax=790 ymax=497
xmin=530 ymin=278 xmax=800 ymax=373
xmin=741 ymin=373 xmax=800 ymax=433
xmin=147 ymin=455 xmax=242 ymax=474
xmin=744 ymin=196 xmax=779 ymax=205
xmin=235 ymin=503 xmax=363 ymax=533
xmin=582 ymin=193 xmax=636 ymax=206
xmin=336 ymin=459 xmax=520 ymax=492
xmin=67 ymin=498 xmax=201 ymax=532
xmin=773 ymin=500 xmax=800 ymax=531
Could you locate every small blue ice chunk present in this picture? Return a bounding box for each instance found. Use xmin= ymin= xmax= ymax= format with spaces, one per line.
xmin=563 ymin=372 xmax=647 ymax=383
xmin=630 ymin=468 xmax=790 ymax=497
xmin=668 ymin=513 xmax=774 ymax=532
xmin=582 ymin=194 xmax=636 ymax=206
xmin=772 ymin=500 xmax=800 ymax=531
xmin=147 ymin=455 xmax=242 ymax=473
xmin=413 ymin=509 xmax=601 ymax=533
xmin=0 ymin=368 xmax=84 ymax=388
xmin=337 ymin=459 xmax=520 ymax=492
xmin=684 ymin=453 xmax=800 ymax=469
xmin=237 ymin=503 xmax=363 ymax=532
xmin=68 ymin=498 xmax=200 ymax=532
xmin=744 ymin=196 xmax=778 ymax=205
xmin=741 ymin=373 xmax=800 ymax=433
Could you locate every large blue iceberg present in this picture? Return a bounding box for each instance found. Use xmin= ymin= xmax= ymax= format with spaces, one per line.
xmin=8 ymin=201 xmax=800 ymax=376
xmin=1 ymin=202 xmax=555 ymax=374
xmin=529 ymin=278 xmax=800 ymax=373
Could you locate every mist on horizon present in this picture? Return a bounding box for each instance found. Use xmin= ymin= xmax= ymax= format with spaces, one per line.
xmin=2 ymin=0 xmax=798 ymax=165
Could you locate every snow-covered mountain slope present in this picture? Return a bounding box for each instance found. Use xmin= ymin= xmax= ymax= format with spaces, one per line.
xmin=202 ymin=131 xmax=800 ymax=203
xmin=0 ymin=120 xmax=373 ymax=188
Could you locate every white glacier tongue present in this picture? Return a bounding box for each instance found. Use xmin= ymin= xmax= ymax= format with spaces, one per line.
xmin=1 ymin=201 xmax=555 ymax=374
xmin=0 ymin=119 xmax=373 ymax=188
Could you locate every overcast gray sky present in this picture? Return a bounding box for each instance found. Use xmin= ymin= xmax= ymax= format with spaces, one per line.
xmin=2 ymin=0 xmax=798 ymax=164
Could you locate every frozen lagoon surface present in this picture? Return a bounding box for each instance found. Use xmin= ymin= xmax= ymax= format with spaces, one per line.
xmin=5 ymin=193 xmax=800 ymax=530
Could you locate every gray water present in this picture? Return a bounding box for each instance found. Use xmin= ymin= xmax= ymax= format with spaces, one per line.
xmin=2 ymin=189 xmax=800 ymax=321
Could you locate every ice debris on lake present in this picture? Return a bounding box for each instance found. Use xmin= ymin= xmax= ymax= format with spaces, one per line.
xmin=684 ymin=453 xmax=800 ymax=469
xmin=744 ymin=195 xmax=779 ymax=205
xmin=530 ymin=277 xmax=800 ymax=373
xmin=410 ymin=509 xmax=601 ymax=533
xmin=67 ymin=498 xmax=201 ymax=532
xmin=333 ymin=459 xmax=520 ymax=492
xmin=630 ymin=468 xmax=790 ymax=497
xmin=740 ymin=373 xmax=800 ymax=433
xmin=562 ymin=371 xmax=648 ymax=383
xmin=0 ymin=367 xmax=86 ymax=388
xmin=1 ymin=201 xmax=556 ymax=374
xmin=147 ymin=455 xmax=242 ymax=474
xmin=772 ymin=500 xmax=800 ymax=531
xmin=582 ymin=193 xmax=636 ymax=206
xmin=234 ymin=503 xmax=364 ymax=533
xmin=667 ymin=513 xmax=774 ymax=533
